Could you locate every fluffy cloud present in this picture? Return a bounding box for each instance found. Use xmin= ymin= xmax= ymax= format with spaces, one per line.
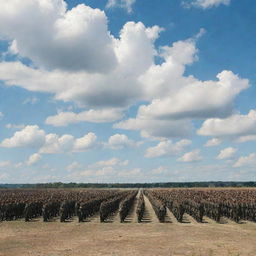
xmin=0 ymin=0 xmax=116 ymax=72
xmin=0 ymin=61 xmax=136 ymax=108
xmin=0 ymin=112 xmax=4 ymax=120
xmin=0 ymin=0 xmax=250 ymax=142
xmin=45 ymin=108 xmax=124 ymax=126
xmin=198 ymin=110 xmax=256 ymax=141
xmin=0 ymin=125 xmax=97 ymax=153
xmin=40 ymin=132 xmax=97 ymax=153
xmin=205 ymin=138 xmax=222 ymax=147
xmin=0 ymin=2 xmax=245 ymax=118
xmin=106 ymin=0 xmax=136 ymax=13
xmin=27 ymin=153 xmax=42 ymax=165
xmin=115 ymin=22 xmax=161 ymax=77
xmin=105 ymin=133 xmax=139 ymax=149
xmin=138 ymin=71 xmax=249 ymax=120
xmin=233 ymin=153 xmax=256 ymax=168
xmin=114 ymin=38 xmax=248 ymax=139
xmin=184 ymin=0 xmax=230 ymax=9
xmin=138 ymin=39 xmax=198 ymax=102
xmin=145 ymin=139 xmax=191 ymax=158
xmin=216 ymin=147 xmax=237 ymax=159
xmin=0 ymin=125 xmax=46 ymax=148
xmin=178 ymin=149 xmax=202 ymax=162
xmin=73 ymin=132 xmax=97 ymax=152
xmin=0 ymin=21 xmax=161 ymax=109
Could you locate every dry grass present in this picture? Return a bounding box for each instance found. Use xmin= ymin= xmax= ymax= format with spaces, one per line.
xmin=0 ymin=219 xmax=255 ymax=256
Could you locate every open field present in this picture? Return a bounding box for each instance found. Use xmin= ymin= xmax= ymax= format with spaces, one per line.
xmin=0 ymin=218 xmax=256 ymax=256
xmin=0 ymin=188 xmax=256 ymax=255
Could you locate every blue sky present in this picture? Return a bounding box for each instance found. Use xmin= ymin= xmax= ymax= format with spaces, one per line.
xmin=0 ymin=0 xmax=255 ymax=183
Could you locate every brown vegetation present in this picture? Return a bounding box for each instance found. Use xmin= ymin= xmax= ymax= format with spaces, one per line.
xmin=0 ymin=188 xmax=256 ymax=255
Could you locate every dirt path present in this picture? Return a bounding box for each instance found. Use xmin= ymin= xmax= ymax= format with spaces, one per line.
xmin=98 ymin=210 xmax=120 ymax=223
xmin=220 ymin=217 xmax=238 ymax=225
xmin=202 ymin=216 xmax=216 ymax=224
xmin=122 ymin=190 xmax=140 ymax=223
xmin=141 ymin=194 xmax=159 ymax=223
xmin=87 ymin=212 xmax=101 ymax=223
xmin=182 ymin=213 xmax=198 ymax=224
xmin=165 ymin=208 xmax=178 ymax=224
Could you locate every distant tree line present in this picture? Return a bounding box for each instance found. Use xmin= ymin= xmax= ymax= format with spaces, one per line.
xmin=0 ymin=181 xmax=256 ymax=189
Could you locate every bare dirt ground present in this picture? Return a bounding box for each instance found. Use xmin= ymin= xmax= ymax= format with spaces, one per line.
xmin=1 ymin=218 xmax=256 ymax=255
xmin=0 ymin=194 xmax=256 ymax=256
xmin=1 ymin=218 xmax=256 ymax=256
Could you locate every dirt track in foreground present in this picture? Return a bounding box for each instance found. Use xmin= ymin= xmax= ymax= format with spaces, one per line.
xmin=0 ymin=219 xmax=256 ymax=256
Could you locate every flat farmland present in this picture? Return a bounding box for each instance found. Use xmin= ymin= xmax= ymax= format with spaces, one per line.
xmin=0 ymin=188 xmax=256 ymax=256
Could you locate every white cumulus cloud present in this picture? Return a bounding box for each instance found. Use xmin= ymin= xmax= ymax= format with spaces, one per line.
xmin=178 ymin=149 xmax=202 ymax=162
xmin=0 ymin=0 xmax=117 ymax=72
xmin=0 ymin=125 xmax=46 ymax=148
xmin=145 ymin=139 xmax=191 ymax=158
xmin=217 ymin=147 xmax=237 ymax=159
xmin=0 ymin=0 xmax=250 ymax=143
xmin=0 ymin=21 xmax=161 ymax=109
xmin=73 ymin=132 xmax=97 ymax=152
xmin=0 ymin=125 xmax=97 ymax=154
xmin=40 ymin=132 xmax=97 ymax=153
xmin=198 ymin=110 xmax=256 ymax=141
xmin=105 ymin=133 xmax=138 ymax=149
xmin=39 ymin=133 xmax=74 ymax=154
xmin=27 ymin=153 xmax=42 ymax=165
xmin=114 ymin=38 xmax=248 ymax=139
xmin=138 ymin=71 xmax=249 ymax=120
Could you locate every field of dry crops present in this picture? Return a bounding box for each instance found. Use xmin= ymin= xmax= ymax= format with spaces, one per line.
xmin=0 ymin=188 xmax=256 ymax=256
